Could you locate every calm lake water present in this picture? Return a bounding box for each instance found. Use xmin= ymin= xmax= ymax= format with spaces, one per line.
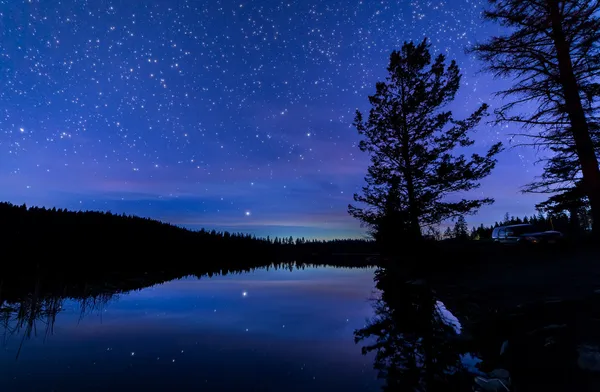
xmin=1 ymin=267 xmax=381 ymax=392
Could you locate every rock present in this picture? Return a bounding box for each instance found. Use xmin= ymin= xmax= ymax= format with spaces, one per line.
xmin=578 ymin=345 xmax=600 ymax=372
xmin=473 ymin=368 xmax=511 ymax=392
xmin=489 ymin=369 xmax=510 ymax=380
xmin=474 ymin=377 xmax=510 ymax=392
xmin=527 ymin=324 xmax=566 ymax=336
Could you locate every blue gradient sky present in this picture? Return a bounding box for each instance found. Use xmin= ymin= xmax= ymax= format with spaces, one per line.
xmin=0 ymin=267 xmax=380 ymax=391
xmin=0 ymin=0 xmax=548 ymax=238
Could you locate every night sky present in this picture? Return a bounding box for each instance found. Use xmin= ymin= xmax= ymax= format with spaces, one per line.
xmin=1 ymin=0 xmax=548 ymax=239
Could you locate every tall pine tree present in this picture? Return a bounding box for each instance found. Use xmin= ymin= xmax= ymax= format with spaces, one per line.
xmin=452 ymin=216 xmax=469 ymax=240
xmin=471 ymin=0 xmax=600 ymax=237
xmin=349 ymin=39 xmax=503 ymax=243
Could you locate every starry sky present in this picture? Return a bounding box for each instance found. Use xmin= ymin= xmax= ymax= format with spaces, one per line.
xmin=0 ymin=0 xmax=549 ymax=239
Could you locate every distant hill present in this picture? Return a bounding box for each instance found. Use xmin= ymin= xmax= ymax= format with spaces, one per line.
xmin=0 ymin=201 xmax=275 ymax=264
xmin=0 ymin=202 xmax=376 ymax=268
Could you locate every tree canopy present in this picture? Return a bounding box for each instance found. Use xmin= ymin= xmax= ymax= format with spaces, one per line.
xmin=471 ymin=0 xmax=600 ymax=236
xmin=349 ymin=39 xmax=502 ymax=242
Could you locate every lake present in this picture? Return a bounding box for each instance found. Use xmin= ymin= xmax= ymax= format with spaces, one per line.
xmin=0 ymin=266 xmax=381 ymax=392
xmin=4 ymin=264 xmax=600 ymax=391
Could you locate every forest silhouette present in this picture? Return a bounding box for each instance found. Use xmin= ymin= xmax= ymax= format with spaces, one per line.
xmin=0 ymin=201 xmax=376 ymax=266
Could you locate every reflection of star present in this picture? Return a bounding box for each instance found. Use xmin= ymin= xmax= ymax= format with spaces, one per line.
xmin=242 ymin=291 xmax=248 ymax=297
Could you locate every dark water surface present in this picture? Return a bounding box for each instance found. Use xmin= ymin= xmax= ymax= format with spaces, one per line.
xmin=1 ymin=267 xmax=380 ymax=392
xmin=5 ymin=265 xmax=600 ymax=392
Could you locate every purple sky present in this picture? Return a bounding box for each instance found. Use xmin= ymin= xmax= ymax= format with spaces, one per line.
xmin=0 ymin=0 xmax=549 ymax=239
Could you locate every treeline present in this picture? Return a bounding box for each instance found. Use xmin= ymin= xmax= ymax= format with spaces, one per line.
xmin=0 ymin=202 xmax=375 ymax=266
xmin=440 ymin=211 xmax=589 ymax=241
xmin=0 ymin=201 xmax=271 ymax=263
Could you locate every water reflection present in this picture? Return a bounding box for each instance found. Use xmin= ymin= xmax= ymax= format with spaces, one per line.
xmin=1 ymin=291 xmax=114 ymax=359
xmin=0 ymin=265 xmax=306 ymax=352
xmin=355 ymin=268 xmax=471 ymax=391
xmin=5 ymin=263 xmax=600 ymax=391
xmin=0 ymin=264 xmax=380 ymax=392
xmin=357 ymin=267 xmax=600 ymax=392
xmin=0 ymin=269 xmax=185 ymax=360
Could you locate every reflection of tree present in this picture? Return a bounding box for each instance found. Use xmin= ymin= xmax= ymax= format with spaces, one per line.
xmin=355 ymin=268 xmax=471 ymax=392
xmin=0 ymin=279 xmax=115 ymax=359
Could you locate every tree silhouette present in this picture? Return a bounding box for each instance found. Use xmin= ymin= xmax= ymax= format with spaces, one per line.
xmin=536 ymin=181 xmax=590 ymax=232
xmin=522 ymin=124 xmax=597 ymax=232
xmin=471 ymin=0 xmax=600 ymax=238
xmin=521 ymin=125 xmax=600 ymax=195
xmin=425 ymin=226 xmax=442 ymax=241
xmin=443 ymin=227 xmax=454 ymax=240
xmin=452 ymin=216 xmax=469 ymax=240
xmin=349 ymin=39 xmax=502 ymax=244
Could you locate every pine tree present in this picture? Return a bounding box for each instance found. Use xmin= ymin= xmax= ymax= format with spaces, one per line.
xmin=348 ymin=39 xmax=503 ymax=243
xmin=471 ymin=0 xmax=600 ymax=237
xmin=536 ymin=181 xmax=590 ymax=232
xmin=453 ymin=216 xmax=469 ymax=240
xmin=443 ymin=226 xmax=454 ymax=240
xmin=425 ymin=226 xmax=442 ymax=241
xmin=522 ymin=126 xmax=600 ymax=194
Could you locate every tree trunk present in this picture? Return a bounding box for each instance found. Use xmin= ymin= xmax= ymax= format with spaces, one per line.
xmin=548 ymin=0 xmax=600 ymax=238
xmin=405 ymin=175 xmax=422 ymax=240
xmin=399 ymin=87 xmax=422 ymax=242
